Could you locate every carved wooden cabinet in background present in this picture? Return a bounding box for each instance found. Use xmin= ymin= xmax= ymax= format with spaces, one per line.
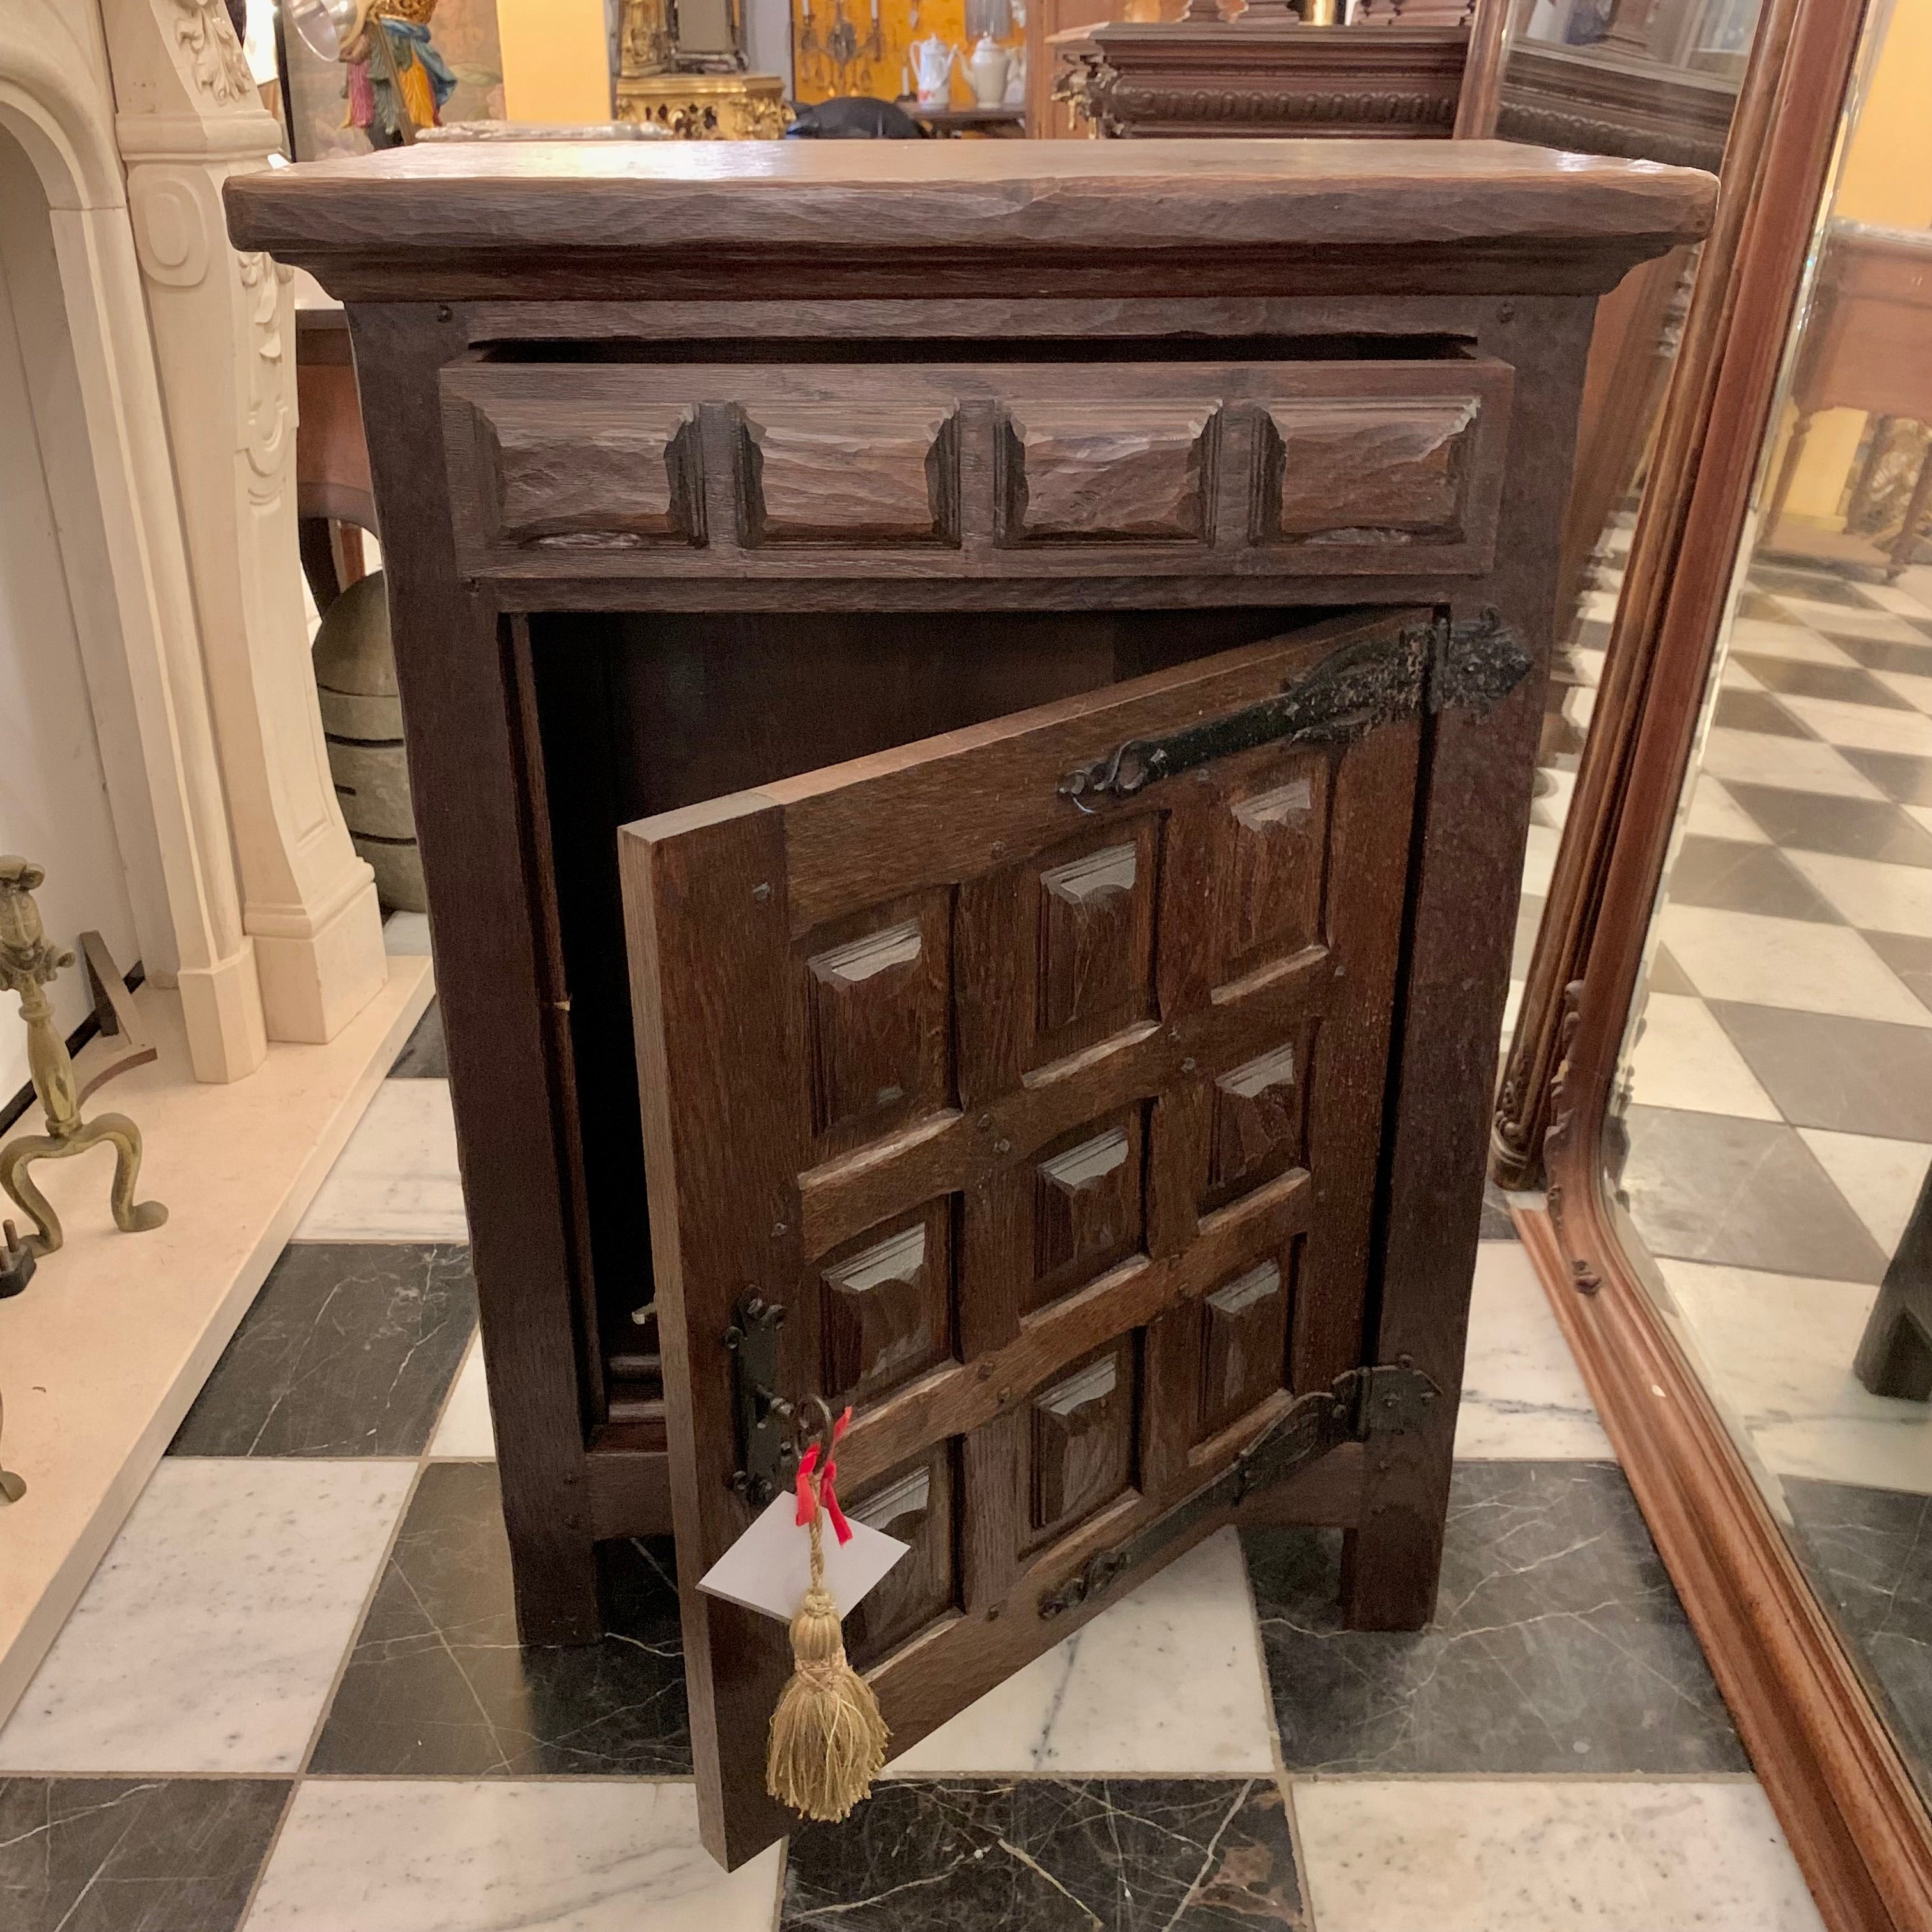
xmin=227 ymin=141 xmax=1712 ymax=1867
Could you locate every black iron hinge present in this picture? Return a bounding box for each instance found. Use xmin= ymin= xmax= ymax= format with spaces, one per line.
xmin=1038 ymin=1358 xmax=1441 ymax=1620
xmin=1058 ymin=612 xmax=1533 ymax=807
xmin=724 ymin=1294 xmax=796 ymax=1507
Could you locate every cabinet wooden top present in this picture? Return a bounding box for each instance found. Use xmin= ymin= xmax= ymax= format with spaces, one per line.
xmin=226 ymin=138 xmax=1713 ymax=304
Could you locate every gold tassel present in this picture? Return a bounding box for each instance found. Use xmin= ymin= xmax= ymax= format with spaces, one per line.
xmin=765 ymin=1462 xmax=888 ymax=1822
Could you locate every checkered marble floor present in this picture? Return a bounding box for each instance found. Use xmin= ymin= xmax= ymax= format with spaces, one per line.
xmin=1565 ymin=549 xmax=1932 ymax=1790
xmin=0 ymin=912 xmax=1823 ymax=1928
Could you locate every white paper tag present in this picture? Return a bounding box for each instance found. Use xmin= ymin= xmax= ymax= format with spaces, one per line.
xmin=698 ymin=1492 xmax=910 ymax=1624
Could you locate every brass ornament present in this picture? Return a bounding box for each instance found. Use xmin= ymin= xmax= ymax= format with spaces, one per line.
xmin=0 ymin=859 xmax=166 ymax=1258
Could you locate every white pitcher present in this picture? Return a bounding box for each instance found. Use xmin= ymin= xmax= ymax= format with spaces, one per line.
xmin=963 ymin=34 xmax=1011 ymax=107
xmin=908 ymin=34 xmax=956 ymax=105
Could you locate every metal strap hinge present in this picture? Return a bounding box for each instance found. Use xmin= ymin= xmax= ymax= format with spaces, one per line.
xmin=1057 ymin=611 xmax=1531 ymax=808
xmin=1038 ymin=1358 xmax=1440 ymax=1620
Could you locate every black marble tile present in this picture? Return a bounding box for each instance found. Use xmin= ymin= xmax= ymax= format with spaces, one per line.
xmin=1665 ymin=836 xmax=1841 ymax=922
xmin=1733 ymin=652 xmax=1916 ymax=709
xmin=1866 ymin=932 xmax=1932 ymax=1016
xmin=1648 ymin=945 xmax=1698 ymax=996
xmin=1843 ymin=748 xmax=1932 ymax=806
xmin=171 ymin=1243 xmax=475 ymax=1457
xmin=1751 ymin=563 xmax=1883 ymax=609
xmin=1719 ymin=783 xmax=1932 ymax=866
xmin=1785 ymin=1478 xmax=1932 ymax=1801
xmin=309 ymin=1460 xmax=689 ymax=1775
xmin=1710 ymin=1002 xmax=1932 ymax=1143
xmin=1617 ymin=1103 xmax=1890 ymax=1280
xmin=1823 ymin=631 xmax=1932 ymax=678
xmin=1480 ymin=1180 xmax=1519 ymax=1243
xmin=781 ymin=1779 xmax=1304 ymax=1932
xmin=389 ymin=999 xmax=447 ymax=1077
xmin=1711 ymin=688 xmax=1814 ymax=739
xmin=1245 ymin=1460 xmax=1746 ymax=1775
xmin=1737 ymin=588 xmax=1803 ymax=624
xmin=0 ymin=1777 xmax=288 ymax=1932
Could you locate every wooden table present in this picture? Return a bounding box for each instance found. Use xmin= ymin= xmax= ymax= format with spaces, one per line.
xmin=227 ymin=139 xmax=1712 ymax=1870
xmin=1767 ymin=220 xmax=1932 ymax=581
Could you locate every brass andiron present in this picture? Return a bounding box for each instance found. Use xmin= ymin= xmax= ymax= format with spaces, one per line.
xmin=0 ymin=858 xmax=166 ymax=1257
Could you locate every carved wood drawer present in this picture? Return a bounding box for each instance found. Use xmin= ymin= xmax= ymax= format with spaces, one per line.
xmin=441 ymin=358 xmax=1512 ymax=581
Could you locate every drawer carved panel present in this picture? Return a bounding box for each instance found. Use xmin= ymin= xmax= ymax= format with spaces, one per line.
xmin=735 ymin=402 xmax=962 ymax=546
xmin=997 ymin=402 xmax=1220 ymax=545
xmin=475 ymin=399 xmax=704 ymax=548
xmin=1027 ymin=1341 xmax=1137 ymax=1545
xmin=820 ymin=1202 xmax=955 ymax=1406
xmin=1252 ymin=396 xmax=1484 ymax=547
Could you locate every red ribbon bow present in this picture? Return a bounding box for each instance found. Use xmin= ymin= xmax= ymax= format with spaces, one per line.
xmin=795 ymin=1406 xmax=854 ymax=1545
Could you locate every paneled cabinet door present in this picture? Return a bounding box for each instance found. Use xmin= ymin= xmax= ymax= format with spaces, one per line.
xmin=620 ymin=608 xmax=1429 ymax=1867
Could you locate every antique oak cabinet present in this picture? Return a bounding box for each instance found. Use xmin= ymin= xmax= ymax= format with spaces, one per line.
xmin=227 ymin=142 xmax=1712 ymax=1867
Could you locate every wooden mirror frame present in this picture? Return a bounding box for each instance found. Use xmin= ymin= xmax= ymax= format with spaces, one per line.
xmin=1495 ymin=0 xmax=1932 ymax=1924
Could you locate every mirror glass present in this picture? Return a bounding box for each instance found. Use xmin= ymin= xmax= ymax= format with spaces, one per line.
xmin=1492 ymin=0 xmax=1763 ymax=1016
xmin=1602 ymin=0 xmax=1932 ymax=1800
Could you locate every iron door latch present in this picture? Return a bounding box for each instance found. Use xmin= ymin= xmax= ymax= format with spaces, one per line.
xmin=724 ymin=1294 xmax=797 ymax=1507
xmin=1038 ymin=1358 xmax=1440 ymax=1620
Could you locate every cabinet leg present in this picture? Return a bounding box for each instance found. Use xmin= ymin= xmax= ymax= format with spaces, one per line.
xmin=1853 ymin=1164 xmax=1932 ymax=1399
xmin=506 ymin=1508 xmax=604 ymax=1644
xmin=1340 ymin=1444 xmax=1448 ymax=1632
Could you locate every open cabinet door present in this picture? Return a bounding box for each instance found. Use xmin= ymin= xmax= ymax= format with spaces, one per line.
xmin=622 ymin=607 xmax=1436 ymax=1867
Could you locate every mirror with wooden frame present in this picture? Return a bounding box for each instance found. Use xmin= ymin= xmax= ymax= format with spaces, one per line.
xmin=1500 ymin=0 xmax=1932 ymax=1924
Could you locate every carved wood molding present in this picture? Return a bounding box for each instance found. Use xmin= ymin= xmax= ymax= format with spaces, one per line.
xmin=1499 ymin=0 xmax=1932 ymax=1921
xmin=1492 ymin=0 xmax=1863 ymax=1190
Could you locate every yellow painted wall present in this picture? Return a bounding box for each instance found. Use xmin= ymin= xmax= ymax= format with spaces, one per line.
xmin=790 ymin=0 xmax=1017 ymax=108
xmin=497 ymin=0 xmax=613 ymax=121
xmin=1779 ymin=0 xmax=1932 ymax=521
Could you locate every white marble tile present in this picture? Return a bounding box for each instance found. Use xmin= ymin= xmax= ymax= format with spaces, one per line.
xmin=1894 ymin=564 xmax=1932 ymax=612
xmin=1529 ymin=764 xmax=1577 ymax=832
xmin=293 ymin=1078 xmax=468 ymax=1241
xmin=245 ymin=1779 xmax=783 ymax=1932
xmin=1720 ymin=656 xmax=1765 ymax=691
xmin=1455 ymin=1241 xmax=1610 ymax=1459
xmin=1501 ymin=976 xmax=1524 ymax=1041
xmin=1859 ymin=580 xmax=1932 ymax=620
xmin=0 ymin=1459 xmax=412 ymax=1773
xmin=1786 ymin=850 xmax=1932 ymax=937
xmin=1687 ymin=779 xmax=1773 ymax=843
xmin=1292 ymin=1778 xmax=1823 ymax=1932
xmin=1798 ymin=1129 xmax=1932 ymax=1255
xmin=382 ymin=910 xmax=432 ymax=957
xmin=1726 ymin=617 xmax=1855 ymax=664
xmin=1779 ymin=694 xmax=1932 ymax=756
xmin=1655 ymin=904 xmax=1932 ymax=1025
xmin=1682 ymin=775 xmax=1770 ymax=844
xmin=428 ymin=1333 xmax=496 ymax=1459
xmin=1774 ymin=599 xmax=1924 ymax=642
xmin=1521 ymin=822 xmax=1560 ymax=898
xmin=1581 ymin=588 xmax=1621 ymax=624
xmin=886 ymin=1526 xmax=1273 ymax=1777
xmin=1563 ymin=684 xmax=1598 ymax=732
xmin=1876 ymin=668 xmax=1932 ymax=716
xmin=1659 ymin=1258 xmax=1932 ymax=1494
xmin=1567 ymin=647 xmax=1607 ymax=688
xmin=1625 ymin=992 xmax=1780 ymax=1119
xmin=1910 ymin=804 xmax=1932 ymax=843
xmin=1699 ymin=728 xmax=1883 ymax=799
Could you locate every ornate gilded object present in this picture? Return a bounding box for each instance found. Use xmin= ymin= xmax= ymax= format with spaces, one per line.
xmin=0 ymin=860 xmax=166 ymax=1258
xmin=615 ymin=0 xmax=790 ymax=139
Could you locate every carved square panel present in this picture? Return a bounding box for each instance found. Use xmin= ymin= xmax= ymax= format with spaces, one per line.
xmin=799 ymin=889 xmax=953 ymax=1154
xmin=479 ymin=400 xmax=704 ymax=547
xmin=1029 ymin=1110 xmax=1145 ymax=1315
xmin=1031 ymin=820 xmax=1159 ymax=1064
xmin=841 ymin=1448 xmax=957 ymax=1667
xmin=819 ymin=1201 xmax=954 ymax=1407
xmin=997 ymin=402 xmax=1220 ymax=545
xmin=1213 ymin=752 xmax=1332 ymax=984
xmin=736 ymin=404 xmax=960 ymax=546
xmin=1204 ymin=1029 xmax=1315 ymax=1213
xmin=1198 ymin=1248 xmax=1295 ymax=1441
xmin=1251 ymin=397 xmax=1481 ymax=546
xmin=1025 ymin=1338 xmax=1136 ymax=1548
